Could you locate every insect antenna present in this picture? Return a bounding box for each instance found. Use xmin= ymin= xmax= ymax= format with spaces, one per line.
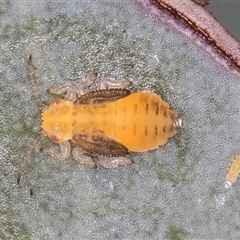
xmin=17 ymin=134 xmax=42 ymax=184
xmin=18 ymin=55 xmax=44 ymax=184
xmin=27 ymin=54 xmax=43 ymax=108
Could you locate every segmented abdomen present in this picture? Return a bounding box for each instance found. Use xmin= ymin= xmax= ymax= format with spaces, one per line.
xmin=74 ymin=92 xmax=177 ymax=152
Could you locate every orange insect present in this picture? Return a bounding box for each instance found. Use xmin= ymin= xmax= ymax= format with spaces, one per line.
xmin=225 ymin=154 xmax=240 ymax=188
xmin=17 ymin=55 xmax=184 ymax=183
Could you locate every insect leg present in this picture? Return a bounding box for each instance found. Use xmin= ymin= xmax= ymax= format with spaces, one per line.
xmin=72 ymin=147 xmax=96 ymax=169
xmin=47 ymin=73 xmax=97 ymax=102
xmin=77 ymin=73 xmax=97 ymax=89
xmin=97 ymin=78 xmax=131 ymax=90
xmin=47 ymin=84 xmax=78 ymax=102
xmin=98 ymin=156 xmax=133 ymax=168
xmin=40 ymin=141 xmax=70 ymax=160
xmin=75 ymin=72 xmax=97 ymax=97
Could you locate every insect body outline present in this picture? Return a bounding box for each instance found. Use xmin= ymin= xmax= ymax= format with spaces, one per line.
xmin=17 ymin=55 xmax=184 ymax=183
xmin=225 ymin=154 xmax=240 ymax=188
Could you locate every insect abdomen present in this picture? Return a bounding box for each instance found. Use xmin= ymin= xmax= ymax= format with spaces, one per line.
xmin=73 ymin=92 xmax=177 ymax=152
xmin=110 ymin=92 xmax=177 ymax=151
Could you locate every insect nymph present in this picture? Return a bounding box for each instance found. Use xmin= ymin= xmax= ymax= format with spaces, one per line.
xmin=225 ymin=154 xmax=240 ymax=188
xmin=17 ymin=55 xmax=184 ymax=183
